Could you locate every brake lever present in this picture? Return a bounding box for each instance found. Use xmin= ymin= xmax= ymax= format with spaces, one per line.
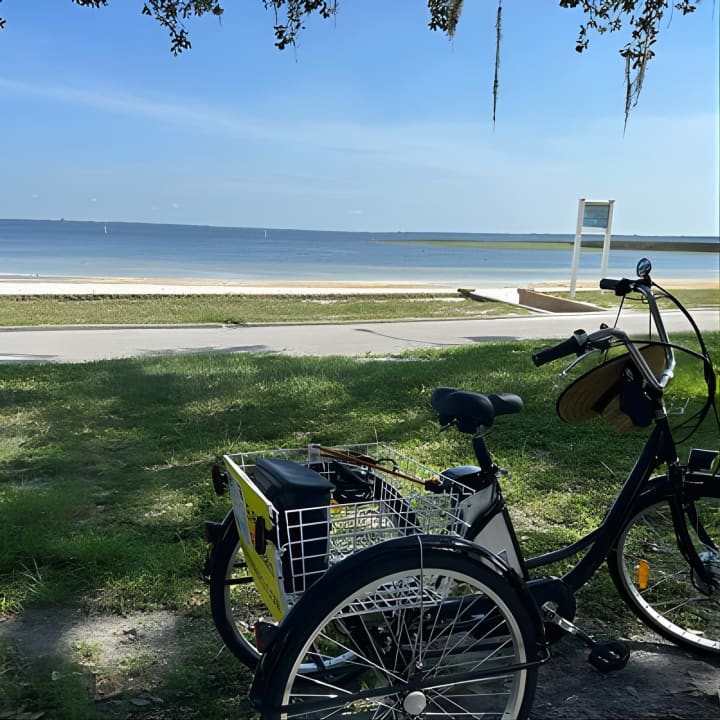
xmin=665 ymin=396 xmax=690 ymax=416
xmin=559 ymin=347 xmax=604 ymax=377
xmin=558 ymin=326 xmax=626 ymax=377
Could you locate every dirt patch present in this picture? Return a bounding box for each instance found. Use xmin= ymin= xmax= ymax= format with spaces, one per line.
xmin=0 ymin=608 xmax=718 ymax=719
xmin=0 ymin=608 xmax=179 ymax=667
xmin=0 ymin=608 xmax=194 ymax=717
xmin=532 ymin=636 xmax=719 ymax=719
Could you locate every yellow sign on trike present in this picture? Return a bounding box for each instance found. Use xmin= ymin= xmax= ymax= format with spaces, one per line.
xmin=223 ymin=455 xmax=287 ymax=621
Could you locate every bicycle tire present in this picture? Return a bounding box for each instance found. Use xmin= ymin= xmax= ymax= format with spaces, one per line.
xmin=252 ymin=535 xmax=543 ymax=720
xmin=208 ymin=520 xmax=263 ymax=668
xmin=608 ymin=476 xmax=720 ymax=656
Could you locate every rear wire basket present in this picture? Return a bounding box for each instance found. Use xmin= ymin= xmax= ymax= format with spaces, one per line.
xmin=224 ymin=443 xmax=472 ymax=611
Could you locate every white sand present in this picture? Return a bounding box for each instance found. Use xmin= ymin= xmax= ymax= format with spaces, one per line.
xmin=0 ymin=275 xmax=715 ymax=296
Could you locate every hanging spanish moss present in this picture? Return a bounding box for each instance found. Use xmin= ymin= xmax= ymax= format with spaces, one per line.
xmin=493 ymin=0 xmax=502 ymax=128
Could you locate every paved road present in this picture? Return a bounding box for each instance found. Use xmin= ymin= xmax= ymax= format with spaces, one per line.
xmin=1 ymin=310 xmax=717 ymax=363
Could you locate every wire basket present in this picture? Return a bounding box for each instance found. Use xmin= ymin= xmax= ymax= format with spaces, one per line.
xmin=224 ymin=443 xmax=473 ymax=609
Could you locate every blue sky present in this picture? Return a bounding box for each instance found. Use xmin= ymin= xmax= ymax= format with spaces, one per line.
xmin=0 ymin=1 xmax=718 ymax=235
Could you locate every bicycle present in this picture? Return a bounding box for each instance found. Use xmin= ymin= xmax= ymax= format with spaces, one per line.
xmin=204 ymin=258 xmax=719 ymax=719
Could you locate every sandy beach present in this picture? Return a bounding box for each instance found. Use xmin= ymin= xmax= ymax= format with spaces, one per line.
xmin=0 ymin=275 xmax=716 ymax=296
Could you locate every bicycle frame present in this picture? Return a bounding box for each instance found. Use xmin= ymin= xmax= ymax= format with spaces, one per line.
xmin=524 ymin=414 xmax=677 ymax=592
xmin=517 ymin=277 xmax=715 ymax=593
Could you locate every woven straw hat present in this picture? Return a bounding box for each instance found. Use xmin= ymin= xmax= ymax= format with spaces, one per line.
xmin=556 ymin=344 xmax=666 ymax=432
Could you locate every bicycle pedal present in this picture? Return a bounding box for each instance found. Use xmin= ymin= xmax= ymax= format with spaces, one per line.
xmin=588 ymin=640 xmax=629 ymax=673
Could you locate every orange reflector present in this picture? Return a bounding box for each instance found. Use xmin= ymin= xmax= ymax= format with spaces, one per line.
xmin=637 ymin=559 xmax=650 ymax=590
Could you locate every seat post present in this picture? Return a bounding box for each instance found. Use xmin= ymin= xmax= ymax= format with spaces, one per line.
xmin=472 ymin=434 xmax=494 ymax=474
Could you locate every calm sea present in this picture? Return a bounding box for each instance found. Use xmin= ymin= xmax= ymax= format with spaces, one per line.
xmin=0 ymin=219 xmax=717 ymax=286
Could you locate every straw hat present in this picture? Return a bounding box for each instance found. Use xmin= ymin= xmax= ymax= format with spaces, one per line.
xmin=556 ymin=344 xmax=666 ymax=432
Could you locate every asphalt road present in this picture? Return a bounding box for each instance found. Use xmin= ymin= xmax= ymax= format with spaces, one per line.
xmin=1 ymin=310 xmax=718 ymax=363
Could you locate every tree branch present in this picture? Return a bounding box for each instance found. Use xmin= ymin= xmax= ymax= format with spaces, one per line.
xmin=0 ymin=0 xmax=704 ymax=124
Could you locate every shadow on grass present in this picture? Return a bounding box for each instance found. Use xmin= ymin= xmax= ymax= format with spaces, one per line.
xmin=1 ymin=349 xmax=493 ymax=612
xmin=2 ymin=338 xmax=716 ymax=613
xmin=0 ymin=339 xmax=717 ymax=717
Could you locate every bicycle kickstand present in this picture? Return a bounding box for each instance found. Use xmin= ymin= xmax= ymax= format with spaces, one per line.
xmin=542 ymin=602 xmax=630 ymax=673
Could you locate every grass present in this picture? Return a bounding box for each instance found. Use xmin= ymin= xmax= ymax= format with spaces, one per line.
xmin=0 ymin=334 xmax=717 ymax=717
xmin=0 ymin=287 xmax=714 ymax=328
xmin=560 ymin=287 xmax=719 ymax=309
xmin=0 ymin=293 xmax=527 ymax=327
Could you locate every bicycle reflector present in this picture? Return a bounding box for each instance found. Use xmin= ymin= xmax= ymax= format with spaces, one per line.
xmin=637 ymin=559 xmax=650 ymax=591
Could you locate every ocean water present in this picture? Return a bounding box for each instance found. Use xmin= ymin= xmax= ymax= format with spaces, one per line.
xmin=0 ymin=219 xmax=717 ymax=286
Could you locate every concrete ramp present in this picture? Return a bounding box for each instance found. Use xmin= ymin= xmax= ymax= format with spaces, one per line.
xmin=518 ymin=289 xmax=603 ymax=313
xmin=458 ymin=288 xmax=602 ymax=314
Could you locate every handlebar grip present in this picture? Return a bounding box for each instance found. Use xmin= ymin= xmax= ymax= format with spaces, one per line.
xmin=600 ymin=277 xmax=633 ymax=296
xmin=532 ymin=330 xmax=588 ymax=367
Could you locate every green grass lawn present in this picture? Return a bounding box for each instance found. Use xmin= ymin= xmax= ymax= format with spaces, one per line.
xmin=0 ymin=293 xmax=528 ymax=327
xmin=0 ymin=336 xmax=717 ymax=718
xmin=562 ymin=287 xmax=719 ymax=309
xmin=0 ymin=287 xmax=714 ymax=328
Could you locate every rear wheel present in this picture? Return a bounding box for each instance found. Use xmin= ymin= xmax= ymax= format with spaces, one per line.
xmin=257 ymin=541 xmax=541 ymax=719
xmin=608 ymin=480 xmax=720 ymax=655
xmin=208 ymin=521 xmax=264 ymax=668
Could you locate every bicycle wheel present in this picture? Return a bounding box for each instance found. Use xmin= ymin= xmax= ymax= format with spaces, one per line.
xmin=208 ymin=520 xmax=264 ymax=668
xmin=608 ymin=477 xmax=720 ymax=655
xmin=253 ymin=537 xmax=542 ymax=720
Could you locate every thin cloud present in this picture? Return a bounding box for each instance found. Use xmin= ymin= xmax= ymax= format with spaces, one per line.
xmin=0 ymin=77 xmax=263 ymax=138
xmin=0 ymin=76 xmax=500 ymax=172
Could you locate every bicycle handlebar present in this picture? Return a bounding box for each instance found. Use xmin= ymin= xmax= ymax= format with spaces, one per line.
xmin=533 ymin=271 xmax=676 ymax=393
xmin=531 ymin=330 xmax=588 ymax=367
xmin=598 ymin=277 xmax=633 ymax=295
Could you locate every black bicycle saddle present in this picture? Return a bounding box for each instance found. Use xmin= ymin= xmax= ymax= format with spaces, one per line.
xmin=431 ymin=387 xmax=523 ymax=433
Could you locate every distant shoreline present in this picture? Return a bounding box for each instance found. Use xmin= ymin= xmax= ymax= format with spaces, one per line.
xmin=4 ymin=217 xmax=719 ymax=241
xmin=382 ymin=238 xmax=719 ymax=252
xmin=1 ymin=219 xmax=717 ymax=287
xmin=0 ymin=274 xmax=716 ymax=296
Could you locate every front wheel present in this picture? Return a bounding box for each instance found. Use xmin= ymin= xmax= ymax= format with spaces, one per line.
xmin=252 ymin=537 xmax=543 ymax=720
xmin=608 ymin=477 xmax=720 ymax=655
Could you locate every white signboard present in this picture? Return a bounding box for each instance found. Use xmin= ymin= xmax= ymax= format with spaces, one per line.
xmin=570 ymin=199 xmax=615 ymax=297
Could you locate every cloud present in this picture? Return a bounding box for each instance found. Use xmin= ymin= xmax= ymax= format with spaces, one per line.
xmin=0 ymin=76 xmax=502 ymax=176
xmin=0 ymin=77 xmax=581 ymax=184
xmin=0 ymin=76 xmax=262 ymax=138
xmin=2 ymin=77 xmax=715 ymax=235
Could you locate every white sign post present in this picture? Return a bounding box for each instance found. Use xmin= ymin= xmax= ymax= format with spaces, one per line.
xmin=569 ymin=199 xmax=615 ymax=298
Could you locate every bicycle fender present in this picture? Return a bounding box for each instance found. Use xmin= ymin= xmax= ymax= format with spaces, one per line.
xmin=203 ymin=509 xmax=236 ymax=548
xmin=218 ymin=509 xmax=236 ymax=540
xmin=423 ymin=535 xmax=545 ymax=646
xmin=412 ymin=534 xmax=522 ymax=581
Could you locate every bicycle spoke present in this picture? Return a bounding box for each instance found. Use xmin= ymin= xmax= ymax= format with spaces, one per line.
xmin=610 ymin=490 xmax=720 ymax=654
xmin=260 ymin=552 xmax=538 ymax=719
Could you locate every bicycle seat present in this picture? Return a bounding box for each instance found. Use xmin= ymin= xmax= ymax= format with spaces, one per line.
xmin=431 ymin=387 xmax=523 ymax=433
xmin=254 ymin=458 xmax=334 ymax=512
